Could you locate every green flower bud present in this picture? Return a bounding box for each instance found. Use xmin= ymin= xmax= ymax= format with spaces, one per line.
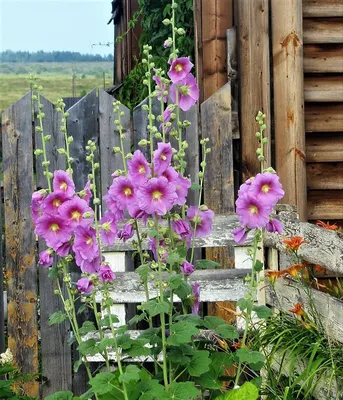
xmin=113 ymin=147 xmax=121 ymax=153
xmin=142 ymin=104 xmax=149 ymax=111
xmin=177 ymin=28 xmax=185 ymax=35
xmin=57 ymin=148 xmax=66 ymax=154
xmin=67 ymin=136 xmax=74 ymax=143
xmin=93 ymin=198 xmax=100 ymax=205
xmin=258 ymin=155 xmax=265 ymax=161
xmin=162 ymin=18 xmax=171 ymax=25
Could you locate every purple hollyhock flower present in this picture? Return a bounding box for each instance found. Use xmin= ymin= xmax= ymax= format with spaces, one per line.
xmin=152 ymin=73 xmax=168 ymax=103
xmin=170 ymin=74 xmax=199 ymax=111
xmin=56 ymin=240 xmax=72 ymax=257
xmin=77 ymin=277 xmax=94 ymax=294
xmin=42 ymin=192 xmax=69 ymax=215
xmin=35 ymin=214 xmax=73 ymax=251
xmin=128 ymin=150 xmax=151 ymax=185
xmin=172 ymin=219 xmax=190 ymax=237
xmin=168 ymin=57 xmax=193 ymax=83
xmin=73 ymin=225 xmax=99 ymax=261
xmin=99 ymin=212 xmax=117 ymax=245
xmin=174 ymin=174 xmax=191 ymax=206
xmin=180 ymin=260 xmax=194 ymax=276
xmin=187 ymin=206 xmax=215 ymax=238
xmin=127 ymin=203 xmax=149 ymax=225
xmin=249 ymin=172 xmax=285 ymax=206
xmin=108 ymin=176 xmax=136 ymax=210
xmin=149 ymin=237 xmax=168 ymax=262
xmin=98 ymin=264 xmax=116 ymax=282
xmin=79 ymin=257 xmax=101 ymax=274
xmin=103 ymin=193 xmax=125 ymax=221
xmin=266 ymin=218 xmax=283 ymax=234
xmin=58 ymin=197 xmax=92 ymax=228
xmin=38 ymin=249 xmax=53 ymax=268
xmin=53 ymin=170 xmax=75 ymax=198
xmin=138 ymin=177 xmax=177 ymax=216
xmin=80 ymin=180 xmax=92 ymax=204
xmin=117 ymin=223 xmax=134 ymax=242
xmin=153 ymin=142 xmax=173 ymax=176
xmin=233 ymin=226 xmax=249 ymax=245
xmin=236 ymin=193 xmax=271 ymax=229
xmin=238 ymin=178 xmax=254 ymax=197
xmin=31 ymin=190 xmax=45 ymax=224
xmin=192 ymin=283 xmax=200 ymax=315
xmin=160 ymin=107 xmax=172 ymax=134
xmin=164 ymin=38 xmax=172 ymax=48
xmin=162 ymin=166 xmax=178 ymax=183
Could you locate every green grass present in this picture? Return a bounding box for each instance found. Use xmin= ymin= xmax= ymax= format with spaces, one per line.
xmin=0 ymin=62 xmax=114 ymax=112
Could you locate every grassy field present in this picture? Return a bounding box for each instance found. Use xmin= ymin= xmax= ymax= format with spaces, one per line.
xmin=0 ymin=62 xmax=113 ymax=112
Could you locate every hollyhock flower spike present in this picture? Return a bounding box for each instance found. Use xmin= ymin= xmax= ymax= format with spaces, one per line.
xmin=152 ymin=72 xmax=168 ymax=103
xmin=174 ymin=174 xmax=191 ymax=206
xmin=160 ymin=107 xmax=172 ymax=134
xmin=103 ymin=193 xmax=125 ymax=221
xmin=78 ymin=257 xmax=101 ymax=274
xmin=170 ymin=74 xmax=199 ymax=111
xmin=266 ymin=218 xmax=283 ymax=234
xmin=249 ymin=172 xmax=284 ymax=205
xmin=56 ymin=241 xmax=72 ymax=257
xmin=73 ymin=225 xmax=99 ymax=261
xmin=128 ymin=150 xmax=151 ymax=185
xmin=153 ymin=142 xmax=173 ymax=176
xmin=149 ymin=237 xmax=168 ymax=262
xmin=42 ymin=192 xmax=69 ymax=215
xmin=99 ymin=212 xmax=118 ymax=245
xmin=172 ymin=219 xmax=190 ymax=238
xmin=187 ymin=206 xmax=214 ymax=238
xmin=117 ymin=223 xmax=134 ymax=242
xmin=108 ymin=176 xmax=136 ymax=210
xmin=168 ymin=57 xmax=193 ymax=83
xmin=35 ymin=214 xmax=73 ymax=251
xmin=233 ymin=226 xmax=249 ymax=245
xmin=31 ymin=190 xmax=45 ymax=224
xmin=98 ymin=264 xmax=116 ymax=282
xmin=236 ymin=193 xmax=271 ymax=229
xmin=58 ymin=197 xmax=92 ymax=228
xmin=180 ymin=261 xmax=194 ymax=276
xmin=80 ymin=180 xmax=92 ymax=204
xmin=53 ymin=170 xmax=75 ymax=197
xmin=191 ymin=283 xmax=200 ymax=315
xmin=38 ymin=249 xmax=53 ymax=268
xmin=77 ymin=277 xmax=94 ymax=294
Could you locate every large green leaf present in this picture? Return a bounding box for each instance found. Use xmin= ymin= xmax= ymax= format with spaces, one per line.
xmin=77 ymin=338 xmax=99 ymax=356
xmin=188 ymin=350 xmax=211 ymax=377
xmin=45 ymin=391 xmax=74 ymax=400
xmin=168 ymin=382 xmax=199 ymax=399
xmin=118 ymin=365 xmax=141 ymax=384
xmin=235 ymin=348 xmax=265 ymax=369
xmin=215 ymin=382 xmax=259 ymax=400
xmin=252 ymin=305 xmax=272 ymax=319
xmin=167 ymin=321 xmax=199 ymax=346
xmin=78 ymin=321 xmax=96 ymax=335
xmin=215 ymin=324 xmax=239 ymax=340
xmin=89 ymin=372 xmax=117 ymax=395
xmin=48 ymin=311 xmax=67 ymax=326
xmin=142 ymin=299 xmax=170 ymax=317
xmin=196 ymin=260 xmax=221 ymax=269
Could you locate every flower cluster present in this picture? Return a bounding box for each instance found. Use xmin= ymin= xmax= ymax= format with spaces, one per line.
xmin=233 ymin=172 xmax=285 ymax=244
xmin=0 ymin=348 xmax=13 ymax=366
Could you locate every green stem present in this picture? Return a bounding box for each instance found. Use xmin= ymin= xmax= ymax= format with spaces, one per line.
xmin=92 ymin=295 xmax=111 ymax=371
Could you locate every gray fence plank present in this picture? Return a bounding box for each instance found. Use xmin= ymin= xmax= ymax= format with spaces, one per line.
xmin=0 ymin=168 xmax=3 ymax=354
xmin=2 ymin=93 xmax=39 ymax=397
xmin=34 ymin=95 xmax=73 ymax=397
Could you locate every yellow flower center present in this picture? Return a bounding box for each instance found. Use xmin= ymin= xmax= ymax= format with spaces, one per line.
xmin=60 ymin=182 xmax=68 ymax=191
xmin=138 ymin=165 xmax=146 ymax=174
xmin=53 ymin=199 xmax=61 ymax=207
xmin=174 ymin=64 xmax=183 ymax=72
xmin=152 ymin=190 xmax=162 ymax=200
xmin=102 ymin=222 xmax=111 ymax=232
xmin=124 ymin=187 xmax=132 ymax=196
xmin=249 ymin=205 xmax=259 ymax=215
xmin=160 ymin=154 xmax=167 ymax=161
xmin=71 ymin=210 xmax=81 ymax=221
xmin=86 ymin=237 xmax=93 ymax=245
xmin=50 ymin=223 xmax=60 ymax=232
xmin=261 ymin=184 xmax=270 ymax=193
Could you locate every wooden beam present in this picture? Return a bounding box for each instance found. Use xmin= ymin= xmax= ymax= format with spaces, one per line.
xmin=304 ymin=76 xmax=343 ymax=102
xmin=305 ymin=103 xmax=343 ymax=132
xmin=307 ymin=163 xmax=343 ymax=190
xmin=303 ymin=18 xmax=343 ymax=44
xmin=272 ymin=0 xmax=307 ymax=220
xmin=303 ymin=0 xmax=343 ymax=18
xmin=238 ymin=0 xmax=271 ymax=180
xmin=308 ymin=190 xmax=343 ymax=220
xmin=306 ymin=134 xmax=343 ymax=162
xmin=304 ymin=44 xmax=343 ymax=73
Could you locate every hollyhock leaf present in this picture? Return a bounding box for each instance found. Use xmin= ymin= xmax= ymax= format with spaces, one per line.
xmin=137 ymin=379 xmax=166 ymax=400
xmin=143 ymin=299 xmax=170 ymax=317
xmin=45 ymin=391 xmax=74 ymax=400
xmin=78 ymin=338 xmax=99 ymax=356
xmin=139 ymin=327 xmax=162 ymax=346
xmin=100 ymin=314 xmax=120 ymax=328
xmin=197 ymin=370 xmax=222 ymax=390
xmin=166 ymin=273 xmax=183 ymax=290
xmin=135 ymin=263 xmax=151 ymax=282
xmin=174 ymin=281 xmax=192 ymax=299
xmin=215 ymin=382 xmax=259 ymax=400
xmin=237 ymin=298 xmax=252 ymax=312
xmin=190 ymin=183 xmax=201 ymax=190
xmin=235 ymin=348 xmax=265 ymax=367
xmin=196 ymin=260 xmax=221 ymax=269
xmin=79 ymin=321 xmax=96 ymax=336
xmin=252 ymin=305 xmax=272 ymax=319
xmin=168 ymin=382 xmax=200 ymax=400
xmin=89 ymin=372 xmax=117 ymax=395
xmin=48 ymin=265 xmax=59 ymax=279
xmin=67 ymin=334 xmax=76 ymax=346
xmin=116 ymin=334 xmax=133 ymax=350
xmin=166 ymin=251 xmax=182 ymax=266
xmin=73 ymin=359 xmax=83 ymax=374
xmin=128 ymin=312 xmax=147 ymax=326
xmin=215 ymin=324 xmax=239 ymax=340
xmin=210 ymin=353 xmax=235 ymax=375
xmin=202 ymin=316 xmax=227 ymax=330
xmin=174 ymin=314 xmax=202 ymax=325
xmin=119 ymin=365 xmax=141 ymax=384
xmin=125 ymin=339 xmax=151 ymax=357
xmin=77 ymin=304 xmax=87 ymax=315
xmin=254 ymin=260 xmax=264 ymax=272
xmin=48 ymin=311 xmax=67 ymax=326
xmin=188 ymin=350 xmax=211 ymax=377
xmin=167 ymin=321 xmax=199 ymax=346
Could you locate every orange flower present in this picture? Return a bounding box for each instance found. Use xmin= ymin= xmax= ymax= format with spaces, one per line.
xmin=289 ymin=302 xmax=305 ymax=317
xmin=283 ymin=236 xmax=306 ymax=252
xmin=314 ymin=264 xmax=326 ymax=274
xmin=285 ymin=263 xmax=303 ymax=278
xmin=266 ymin=270 xmax=286 ymax=284
xmin=316 ymin=220 xmax=338 ymax=231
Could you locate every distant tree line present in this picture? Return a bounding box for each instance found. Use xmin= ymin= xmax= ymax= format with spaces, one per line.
xmin=0 ymin=50 xmax=114 ymax=63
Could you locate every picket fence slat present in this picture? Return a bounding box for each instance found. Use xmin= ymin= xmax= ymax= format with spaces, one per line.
xmin=2 ymin=93 xmax=39 ymax=397
xmin=35 ymin=95 xmax=73 ymax=397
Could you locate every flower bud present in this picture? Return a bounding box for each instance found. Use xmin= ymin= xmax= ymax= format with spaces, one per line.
xmin=162 ymin=18 xmax=171 ymax=25
xmin=177 ymin=28 xmax=185 ymax=35
xmin=113 ymin=147 xmax=121 ymax=153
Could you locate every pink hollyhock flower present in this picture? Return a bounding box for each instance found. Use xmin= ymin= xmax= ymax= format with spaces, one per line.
xmin=38 ymin=249 xmax=53 ymax=268
xmin=153 ymin=142 xmax=173 ymax=176
xmin=42 ymin=192 xmax=69 ymax=215
xmin=266 ymin=218 xmax=283 ymax=234
xmin=187 ymin=206 xmax=214 ymax=238
xmin=138 ymin=177 xmax=177 ymax=216
xmin=168 ymin=57 xmax=193 ymax=83
xmin=170 ymin=74 xmax=199 ymax=111
xmin=73 ymin=225 xmax=99 ymax=261
xmin=53 ymin=170 xmax=75 ymax=198
xmin=79 ymin=257 xmax=101 ymax=274
xmin=236 ymin=193 xmax=271 ymax=229
xmin=162 ymin=166 xmax=178 ymax=183
xmin=31 ymin=190 xmax=45 ymax=224
xmin=58 ymin=197 xmax=92 ymax=228
xmin=160 ymin=107 xmax=172 ymax=134
xmin=108 ymin=176 xmax=136 ymax=210
xmin=98 ymin=264 xmax=116 ymax=282
xmin=35 ymin=214 xmax=73 ymax=251
xmin=249 ymin=172 xmax=284 ymax=206
xmin=149 ymin=237 xmax=168 ymax=262
xmin=128 ymin=150 xmax=151 ymax=185
xmin=152 ymin=73 xmax=168 ymax=103
xmin=180 ymin=260 xmax=194 ymax=276
xmin=192 ymin=283 xmax=200 ymax=315
xmin=77 ymin=277 xmax=93 ymax=294
xmin=80 ymin=180 xmax=92 ymax=204
xmin=56 ymin=241 xmax=72 ymax=257
xmin=117 ymin=223 xmax=134 ymax=242
xmin=99 ymin=212 xmax=117 ymax=245
xmin=238 ymin=178 xmax=254 ymax=197
xmin=127 ymin=203 xmax=149 ymax=225
xmin=103 ymin=193 xmax=125 ymax=221
xmin=174 ymin=174 xmax=191 ymax=206
xmin=172 ymin=219 xmax=190 ymax=237
xmin=233 ymin=226 xmax=249 ymax=245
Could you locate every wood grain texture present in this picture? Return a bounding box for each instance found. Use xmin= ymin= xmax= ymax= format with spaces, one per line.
xmin=304 ymin=75 xmax=343 ymax=102
xmin=303 ymin=18 xmax=343 ymax=43
xmin=272 ymin=0 xmax=307 ymax=220
xmin=2 ymin=93 xmax=39 ymax=397
xmin=34 ymin=96 xmax=73 ymax=397
xmin=307 ymin=190 xmax=343 ymax=220
xmin=304 ymin=44 xmax=343 ymax=73
xmin=307 ymin=162 xmax=343 ymax=190
xmin=306 ymin=133 xmax=343 ymax=162
xmin=305 ymin=103 xmax=343 ymax=132
xmin=0 ymin=181 xmax=3 ymax=354
xmin=237 ymin=0 xmax=271 ymax=180
xmin=303 ymin=0 xmax=343 ymax=17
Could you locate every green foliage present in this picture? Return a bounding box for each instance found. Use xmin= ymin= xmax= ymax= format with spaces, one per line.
xmin=215 ymin=382 xmax=259 ymax=400
xmin=0 ymin=364 xmax=38 ymax=400
xmin=0 ymin=50 xmax=113 ymax=63
xmin=48 ymin=311 xmax=67 ymax=326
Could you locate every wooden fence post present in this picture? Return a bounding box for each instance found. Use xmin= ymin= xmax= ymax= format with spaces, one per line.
xmin=0 ymin=174 xmax=4 ymax=354
xmin=2 ymin=93 xmax=39 ymax=397
xmin=271 ymin=0 xmax=307 ymax=220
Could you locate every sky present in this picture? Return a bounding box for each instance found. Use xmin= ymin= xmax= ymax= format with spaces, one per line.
xmin=0 ymin=0 xmax=114 ymax=56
